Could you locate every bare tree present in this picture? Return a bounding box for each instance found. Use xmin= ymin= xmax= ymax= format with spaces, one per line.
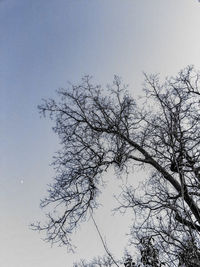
xmin=33 ymin=66 xmax=200 ymax=266
xmin=73 ymin=255 xmax=121 ymax=267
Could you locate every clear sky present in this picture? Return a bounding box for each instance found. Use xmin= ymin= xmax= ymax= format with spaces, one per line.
xmin=1 ymin=0 xmax=200 ymax=266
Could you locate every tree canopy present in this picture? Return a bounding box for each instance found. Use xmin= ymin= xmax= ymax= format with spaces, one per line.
xmin=34 ymin=66 xmax=200 ymax=266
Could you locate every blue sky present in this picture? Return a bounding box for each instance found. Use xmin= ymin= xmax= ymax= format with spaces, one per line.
xmin=1 ymin=0 xmax=200 ymax=266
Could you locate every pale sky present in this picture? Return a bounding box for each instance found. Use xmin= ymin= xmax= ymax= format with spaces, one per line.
xmin=1 ymin=0 xmax=200 ymax=266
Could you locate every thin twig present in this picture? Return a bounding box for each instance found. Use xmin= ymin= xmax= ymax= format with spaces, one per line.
xmin=90 ymin=210 xmax=121 ymax=267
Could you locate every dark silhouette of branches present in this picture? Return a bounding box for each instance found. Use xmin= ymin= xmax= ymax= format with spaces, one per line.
xmin=73 ymin=256 xmax=121 ymax=267
xmin=33 ymin=66 xmax=200 ymax=266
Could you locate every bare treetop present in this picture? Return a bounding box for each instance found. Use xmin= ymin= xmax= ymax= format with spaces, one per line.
xmin=33 ymin=66 xmax=200 ymax=266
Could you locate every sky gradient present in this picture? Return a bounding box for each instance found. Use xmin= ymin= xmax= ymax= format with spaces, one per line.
xmin=1 ymin=0 xmax=200 ymax=266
